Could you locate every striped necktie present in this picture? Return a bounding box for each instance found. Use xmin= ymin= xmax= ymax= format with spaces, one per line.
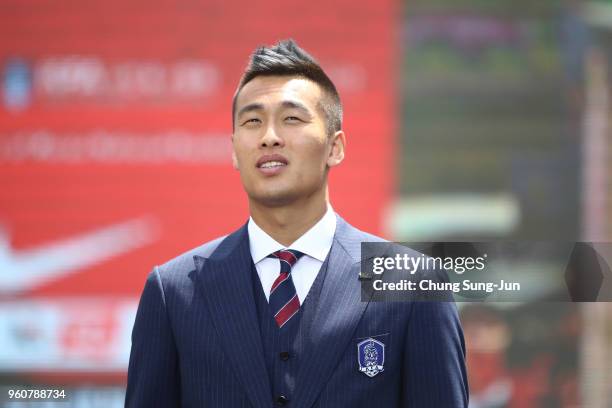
xmin=268 ymin=249 xmax=304 ymax=328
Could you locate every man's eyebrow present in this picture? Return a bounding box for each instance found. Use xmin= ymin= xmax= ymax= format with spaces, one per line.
xmin=281 ymin=100 xmax=312 ymax=114
xmin=236 ymin=100 xmax=313 ymax=119
xmin=236 ymin=103 xmax=264 ymax=118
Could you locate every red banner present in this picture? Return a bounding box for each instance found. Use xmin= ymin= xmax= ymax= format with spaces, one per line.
xmin=0 ymin=0 xmax=396 ymax=375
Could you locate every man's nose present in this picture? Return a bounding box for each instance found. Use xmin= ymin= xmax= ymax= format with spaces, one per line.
xmin=260 ymin=124 xmax=284 ymax=148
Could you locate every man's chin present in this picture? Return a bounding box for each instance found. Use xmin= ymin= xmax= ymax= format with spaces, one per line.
xmin=248 ymin=190 xmax=300 ymax=208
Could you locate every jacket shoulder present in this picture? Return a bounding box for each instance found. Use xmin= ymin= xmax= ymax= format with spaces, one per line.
xmin=155 ymin=234 xmax=228 ymax=280
xmin=355 ymin=229 xmax=388 ymax=243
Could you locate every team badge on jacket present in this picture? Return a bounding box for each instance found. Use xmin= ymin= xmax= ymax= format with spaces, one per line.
xmin=357 ymin=338 xmax=385 ymax=377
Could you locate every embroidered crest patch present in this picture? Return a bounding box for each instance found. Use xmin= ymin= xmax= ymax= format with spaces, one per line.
xmin=357 ymin=338 xmax=385 ymax=377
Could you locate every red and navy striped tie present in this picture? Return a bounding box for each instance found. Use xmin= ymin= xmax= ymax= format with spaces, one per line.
xmin=268 ymin=249 xmax=304 ymax=328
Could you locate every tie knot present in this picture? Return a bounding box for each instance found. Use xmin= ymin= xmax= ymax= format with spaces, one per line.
xmin=269 ymin=249 xmax=304 ymax=268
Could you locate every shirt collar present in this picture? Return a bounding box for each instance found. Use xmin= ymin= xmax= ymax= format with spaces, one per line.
xmin=248 ymin=204 xmax=337 ymax=264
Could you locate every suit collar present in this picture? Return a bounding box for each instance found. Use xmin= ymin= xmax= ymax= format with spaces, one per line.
xmin=332 ymin=214 xmax=368 ymax=263
xmin=193 ymin=222 xmax=273 ymax=408
xmin=292 ymin=215 xmax=374 ymax=408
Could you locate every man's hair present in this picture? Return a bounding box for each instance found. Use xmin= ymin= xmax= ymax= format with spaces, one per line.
xmin=232 ymin=39 xmax=343 ymax=137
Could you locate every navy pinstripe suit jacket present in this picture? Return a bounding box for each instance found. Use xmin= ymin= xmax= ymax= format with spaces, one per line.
xmin=125 ymin=215 xmax=468 ymax=407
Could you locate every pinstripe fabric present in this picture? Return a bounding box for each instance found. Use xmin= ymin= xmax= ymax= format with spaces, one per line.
xmin=126 ymin=216 xmax=469 ymax=408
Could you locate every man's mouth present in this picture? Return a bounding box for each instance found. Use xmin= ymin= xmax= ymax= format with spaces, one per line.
xmin=256 ymin=154 xmax=289 ymax=168
xmin=259 ymin=161 xmax=286 ymax=169
xmin=256 ymin=154 xmax=289 ymax=176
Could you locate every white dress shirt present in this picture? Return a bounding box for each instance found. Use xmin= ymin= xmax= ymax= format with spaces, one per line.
xmin=248 ymin=205 xmax=336 ymax=303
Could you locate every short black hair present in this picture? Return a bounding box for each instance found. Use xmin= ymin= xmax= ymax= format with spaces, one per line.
xmin=232 ymin=39 xmax=342 ymax=136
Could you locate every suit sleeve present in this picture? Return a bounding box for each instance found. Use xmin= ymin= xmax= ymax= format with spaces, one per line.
xmin=125 ymin=267 xmax=181 ymax=408
xmin=401 ymin=299 xmax=469 ymax=407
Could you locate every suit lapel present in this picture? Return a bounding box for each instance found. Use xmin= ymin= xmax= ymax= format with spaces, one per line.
xmin=193 ymin=224 xmax=272 ymax=408
xmin=293 ymin=217 xmax=374 ymax=408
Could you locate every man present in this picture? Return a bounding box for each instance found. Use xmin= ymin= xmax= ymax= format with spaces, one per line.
xmin=125 ymin=39 xmax=468 ymax=407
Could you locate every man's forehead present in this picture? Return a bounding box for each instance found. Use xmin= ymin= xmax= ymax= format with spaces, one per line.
xmin=236 ymin=76 xmax=322 ymax=109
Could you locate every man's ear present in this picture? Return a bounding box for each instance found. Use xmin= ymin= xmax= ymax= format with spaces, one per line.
xmin=327 ymin=130 xmax=346 ymax=168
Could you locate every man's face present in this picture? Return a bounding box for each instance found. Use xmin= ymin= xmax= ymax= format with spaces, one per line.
xmin=232 ymin=76 xmax=345 ymax=207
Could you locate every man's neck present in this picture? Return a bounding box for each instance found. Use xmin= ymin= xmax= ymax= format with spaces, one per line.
xmin=249 ymin=199 xmax=329 ymax=247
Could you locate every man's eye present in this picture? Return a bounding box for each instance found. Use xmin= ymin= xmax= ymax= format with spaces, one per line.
xmin=242 ymin=118 xmax=261 ymax=126
xmin=285 ymin=116 xmax=302 ymax=122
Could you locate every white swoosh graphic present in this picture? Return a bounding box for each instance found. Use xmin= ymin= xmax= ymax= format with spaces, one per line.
xmin=0 ymin=216 xmax=159 ymax=295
